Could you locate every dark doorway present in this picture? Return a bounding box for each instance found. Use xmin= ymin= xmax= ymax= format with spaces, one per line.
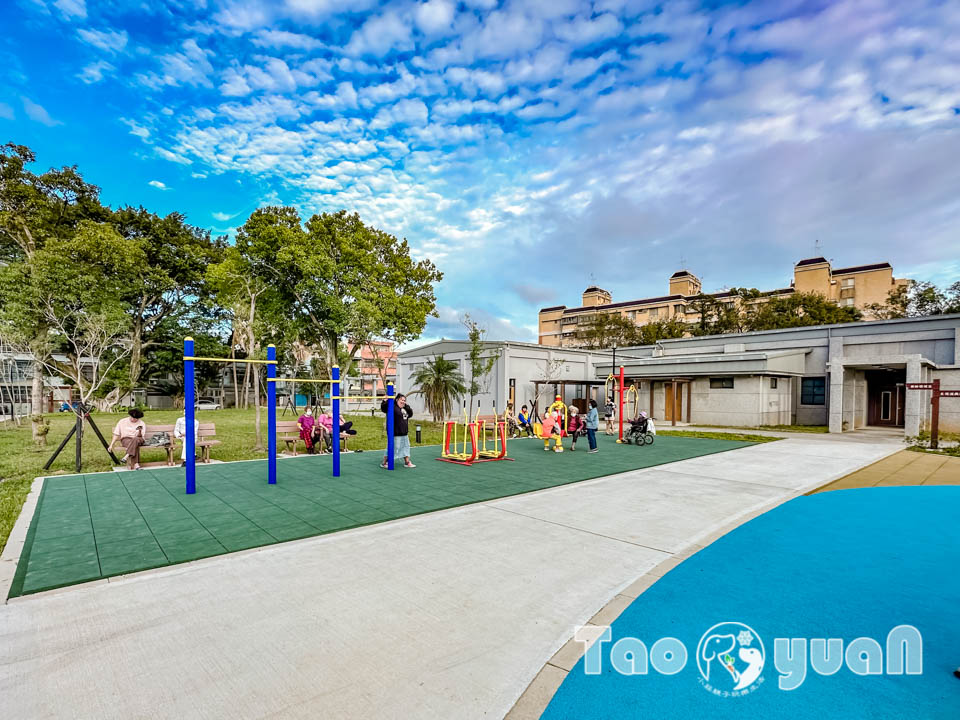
xmin=866 ymin=369 xmax=905 ymax=427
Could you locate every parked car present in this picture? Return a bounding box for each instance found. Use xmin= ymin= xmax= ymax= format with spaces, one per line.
xmin=196 ymin=397 xmax=221 ymax=410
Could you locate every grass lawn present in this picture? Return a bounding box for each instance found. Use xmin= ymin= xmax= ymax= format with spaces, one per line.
xmin=692 ymin=423 xmax=829 ymax=434
xmin=0 ymin=408 xmax=447 ymax=554
xmin=658 ymin=430 xmax=781 ymax=443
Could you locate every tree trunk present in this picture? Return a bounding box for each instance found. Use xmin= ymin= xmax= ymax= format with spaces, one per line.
xmin=31 ymin=359 xmax=44 ymax=441
xmin=241 ymin=362 xmax=251 ymax=409
xmin=129 ymin=317 xmax=144 ymax=391
xmin=252 ymin=363 xmax=263 ymax=451
xmin=247 ymin=299 xmax=263 ymax=451
xmin=230 ymin=327 xmax=239 ymax=409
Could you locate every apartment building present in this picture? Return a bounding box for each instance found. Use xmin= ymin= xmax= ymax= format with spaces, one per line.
xmin=539 ymin=257 xmax=909 ymax=347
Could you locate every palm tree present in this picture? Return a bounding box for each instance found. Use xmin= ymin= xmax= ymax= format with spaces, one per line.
xmin=411 ymin=355 xmax=466 ymax=422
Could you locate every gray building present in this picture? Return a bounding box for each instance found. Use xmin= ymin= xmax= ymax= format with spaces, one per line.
xmin=604 ymin=314 xmax=960 ymax=436
xmin=398 ymin=315 xmax=960 ymax=437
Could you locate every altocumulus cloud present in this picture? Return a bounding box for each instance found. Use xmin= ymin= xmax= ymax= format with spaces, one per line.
xmin=9 ymin=0 xmax=960 ymax=344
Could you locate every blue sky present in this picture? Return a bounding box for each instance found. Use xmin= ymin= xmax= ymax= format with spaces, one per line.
xmin=3 ymin=0 xmax=960 ymax=343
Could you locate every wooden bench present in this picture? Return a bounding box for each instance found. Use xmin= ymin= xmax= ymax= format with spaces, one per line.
xmin=196 ymin=422 xmax=220 ymax=463
xmin=277 ymin=421 xmax=303 ymax=455
xmin=140 ymin=424 xmax=177 ymax=466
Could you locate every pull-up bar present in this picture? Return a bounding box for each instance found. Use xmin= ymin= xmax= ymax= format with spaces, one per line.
xmin=184 ymin=338 xmax=396 ymax=495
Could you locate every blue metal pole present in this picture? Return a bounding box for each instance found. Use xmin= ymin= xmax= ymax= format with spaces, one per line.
xmin=267 ymin=344 xmax=276 ymax=485
xmin=387 ymin=382 xmax=395 ymax=471
xmin=332 ymin=365 xmax=340 ymax=477
xmin=184 ymin=337 xmax=196 ymax=494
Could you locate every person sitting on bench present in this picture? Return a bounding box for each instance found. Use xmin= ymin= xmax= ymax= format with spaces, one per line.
xmin=517 ymin=405 xmax=534 ymax=437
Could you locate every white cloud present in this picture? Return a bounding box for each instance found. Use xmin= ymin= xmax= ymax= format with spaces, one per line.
xmin=369 ymin=98 xmax=429 ymax=129
xmin=148 ymin=180 xmax=168 ymax=189
xmin=415 ymin=0 xmax=455 ymax=35
xmin=0 ymin=102 xmax=13 ymax=120
xmin=77 ymin=28 xmax=128 ymax=54
xmin=346 ymin=12 xmax=413 ymax=56
xmin=252 ymin=29 xmax=323 ymax=50
xmin=53 ymin=0 xmax=85 ymax=19
xmin=77 ymin=60 xmax=115 ymax=84
xmin=138 ymin=39 xmax=214 ymax=89
xmin=21 ymin=97 xmax=60 ymax=126
xmin=212 ymin=211 xmax=233 ymax=221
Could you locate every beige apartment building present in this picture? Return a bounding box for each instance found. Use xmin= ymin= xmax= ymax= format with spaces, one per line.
xmin=539 ymin=257 xmax=909 ymax=347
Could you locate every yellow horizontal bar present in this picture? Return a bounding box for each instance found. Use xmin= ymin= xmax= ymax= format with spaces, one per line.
xmin=332 ymin=395 xmax=394 ymax=400
xmin=184 ymin=356 xmax=276 ymax=364
xmin=267 ymin=378 xmax=336 ymax=384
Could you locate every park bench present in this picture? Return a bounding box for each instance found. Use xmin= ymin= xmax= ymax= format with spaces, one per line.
xmin=140 ymin=424 xmax=177 ymax=466
xmin=276 ymin=420 xmax=352 ymax=455
xmin=277 ymin=420 xmax=304 ymax=455
xmin=196 ymin=422 xmax=220 ymax=463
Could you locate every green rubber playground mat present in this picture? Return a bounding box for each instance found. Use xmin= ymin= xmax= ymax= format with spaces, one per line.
xmin=8 ymin=433 xmax=757 ymax=597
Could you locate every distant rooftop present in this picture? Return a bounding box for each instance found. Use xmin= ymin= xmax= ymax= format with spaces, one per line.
xmin=795 ymin=257 xmax=829 ymax=267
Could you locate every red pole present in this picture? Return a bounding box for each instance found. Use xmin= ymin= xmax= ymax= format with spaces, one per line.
xmin=931 ymin=379 xmax=940 ymax=449
xmin=618 ymin=366 xmax=624 ymax=442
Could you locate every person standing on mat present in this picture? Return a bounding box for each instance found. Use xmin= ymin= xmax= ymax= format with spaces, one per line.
xmin=381 ymin=393 xmax=415 ymax=468
xmin=585 ymin=399 xmax=599 ymax=453
xmin=604 ymin=396 xmax=616 ymax=435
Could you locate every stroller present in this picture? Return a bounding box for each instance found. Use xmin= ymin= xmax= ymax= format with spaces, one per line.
xmin=624 ymin=412 xmax=655 ymax=446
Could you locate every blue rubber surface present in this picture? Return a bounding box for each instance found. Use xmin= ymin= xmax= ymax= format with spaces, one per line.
xmin=544 ymin=487 xmax=960 ymax=719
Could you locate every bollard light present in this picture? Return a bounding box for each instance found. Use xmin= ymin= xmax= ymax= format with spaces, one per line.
xmin=416 ymin=425 xmax=422 ymax=443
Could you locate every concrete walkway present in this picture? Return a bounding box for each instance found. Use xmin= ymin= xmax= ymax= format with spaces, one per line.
xmin=0 ymin=437 xmax=899 ymax=720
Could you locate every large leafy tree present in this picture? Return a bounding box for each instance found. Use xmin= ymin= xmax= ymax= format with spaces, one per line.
xmin=0 ymin=144 xmax=104 ymax=436
xmin=240 ymin=207 xmax=442 ymax=379
xmin=866 ymin=281 xmax=960 ymax=318
xmin=110 ymin=207 xmax=223 ymax=391
xmin=410 ymin=355 xmax=466 ymax=422
xmin=747 ymin=291 xmax=862 ymax=330
xmin=0 ymin=221 xmax=145 ymax=407
xmin=206 ymin=244 xmax=280 ymax=450
xmin=574 ymin=312 xmax=640 ymax=348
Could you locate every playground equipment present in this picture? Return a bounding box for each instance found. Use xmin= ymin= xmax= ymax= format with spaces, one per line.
xmin=625 ymin=383 xmax=640 ymax=420
xmin=437 ymin=401 xmax=513 ymax=466
xmin=474 ymin=403 xmax=511 ymax=462
xmin=438 ymin=403 xmax=478 ymax=465
xmin=183 ymin=338 xmax=396 ymax=495
xmin=605 ymin=367 xmax=628 ymax=442
xmin=539 ymin=395 xmax=568 ymax=452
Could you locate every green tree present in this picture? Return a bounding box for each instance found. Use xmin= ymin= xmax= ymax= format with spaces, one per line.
xmin=0 ymin=143 xmax=103 ymax=437
xmin=867 ymin=281 xmax=960 ymax=318
xmin=573 ymin=312 xmax=640 ymax=348
xmin=636 ymin=319 xmax=688 ymax=344
xmin=462 ymin=314 xmax=500 ymax=411
xmin=747 ymin=291 xmax=861 ymax=330
xmin=240 ymin=207 xmax=442 ymax=379
xmin=0 ymin=221 xmax=146 ymax=407
xmin=410 ymin=355 xmax=466 ymax=422
xmin=206 ymin=244 xmax=279 ymax=450
xmin=111 ymin=207 xmax=223 ymax=391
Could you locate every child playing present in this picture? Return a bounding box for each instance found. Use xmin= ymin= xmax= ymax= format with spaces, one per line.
xmin=567 ymin=405 xmax=585 ymax=451
xmin=604 ymin=396 xmax=616 ymax=435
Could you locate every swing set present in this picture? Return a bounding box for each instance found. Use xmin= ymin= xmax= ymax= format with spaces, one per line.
xmin=183 ymin=338 xmax=396 ymax=495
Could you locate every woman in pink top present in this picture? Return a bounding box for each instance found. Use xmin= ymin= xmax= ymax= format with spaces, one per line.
xmin=316 ymin=409 xmax=334 ymax=453
xmin=109 ymin=408 xmax=146 ymax=470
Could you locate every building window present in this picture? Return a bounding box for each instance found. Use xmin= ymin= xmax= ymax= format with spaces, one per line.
xmin=649 ymin=307 xmax=659 ymax=319
xmin=709 ymin=377 xmax=734 ymax=389
xmin=801 ymin=377 xmax=826 ymax=405
xmin=770 ymin=378 xmax=778 ymax=389
xmin=673 ymin=304 xmax=685 ymax=315
xmin=842 ymin=278 xmax=855 ymax=288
